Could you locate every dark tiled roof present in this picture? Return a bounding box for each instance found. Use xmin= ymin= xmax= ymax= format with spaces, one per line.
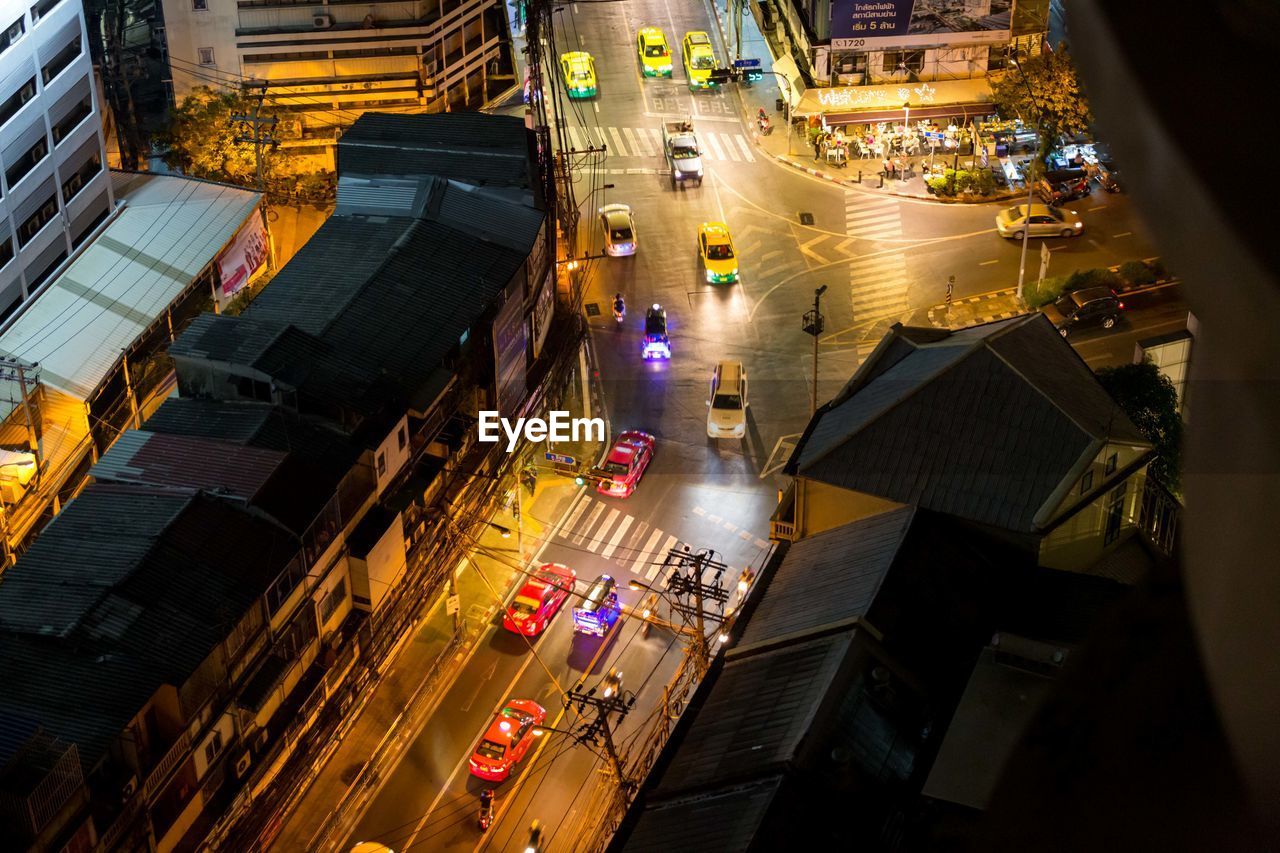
xmin=740 ymin=506 xmax=913 ymax=647
xmin=91 ymin=430 xmax=286 ymax=499
xmin=623 ymin=777 xmax=781 ymax=852
xmin=793 ymin=315 xmax=1149 ymax=533
xmin=338 ymin=112 xmax=535 ymax=189
xmin=653 ymin=633 xmax=851 ymax=796
xmin=142 ymin=397 xmax=278 ymax=445
xmin=0 ymin=486 xmax=300 ymax=770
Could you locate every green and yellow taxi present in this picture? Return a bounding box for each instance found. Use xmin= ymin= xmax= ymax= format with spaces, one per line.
xmin=698 ymin=222 xmax=738 ymax=283
xmin=560 ymin=51 xmax=597 ymax=98
xmin=682 ymin=31 xmax=717 ymax=90
xmin=637 ymin=27 xmax=673 ymax=77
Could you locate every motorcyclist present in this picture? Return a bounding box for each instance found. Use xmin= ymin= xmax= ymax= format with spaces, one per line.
xmin=757 ymin=107 xmax=771 ymax=134
xmin=478 ymin=788 xmax=495 ymax=830
xmin=613 ymin=293 xmax=625 ymax=321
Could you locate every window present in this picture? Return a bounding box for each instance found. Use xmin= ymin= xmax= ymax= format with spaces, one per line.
xmin=17 ymin=192 xmax=57 ymax=247
xmin=61 ymin=152 xmax=101 ymax=203
xmin=7 ymin=135 xmax=49 ymax=190
xmin=203 ymin=731 xmax=224 ymax=764
xmin=40 ymin=34 xmax=80 ymax=84
xmin=0 ymin=236 xmax=13 ymax=270
xmin=397 ymin=426 xmax=406 ymax=450
xmin=51 ymin=93 xmax=91 ymax=144
xmin=192 ymin=0 xmax=208 ymax=8
xmin=1105 ymin=452 xmax=1118 ymax=475
xmin=24 ymin=247 xmax=64 ymax=291
xmin=30 ymin=0 xmax=64 ymax=24
xmin=319 ymin=578 xmax=347 ymax=623
xmin=265 ymin=557 xmax=307 ymax=614
xmin=882 ymin=50 xmax=924 ymax=73
xmin=235 ymin=375 xmax=273 ymax=402
xmin=1079 ymin=470 xmax=1093 ymax=495
xmin=0 ymin=17 xmax=24 ymax=57
xmin=376 ymin=452 xmax=386 ymax=476
xmin=0 ymin=77 xmax=37 ymax=128
xmin=1104 ymin=482 xmax=1127 ymax=545
xmin=198 ymin=47 xmax=215 ymax=65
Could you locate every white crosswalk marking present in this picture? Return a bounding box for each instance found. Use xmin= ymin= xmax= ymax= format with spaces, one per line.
xmin=563 ymin=126 xmax=753 ymax=161
xmin=646 ymin=535 xmax=680 ymax=580
xmin=703 ymin=133 xmax=726 ymax=160
xmin=720 ymin=134 xmax=741 ymax=161
xmin=630 ymin=527 xmax=666 ymax=576
xmin=849 ymin=252 xmax=910 ymax=317
xmin=573 ymin=502 xmax=606 ymax=546
xmin=735 ymin=135 xmax=755 ymax=162
xmin=607 ymin=126 xmax=628 ymax=156
xmin=600 ymin=514 xmax=634 ymax=559
xmin=562 ymin=493 xmax=590 ymax=533
xmin=588 ymin=508 xmax=622 ymax=552
xmin=624 ymin=127 xmax=650 ymax=157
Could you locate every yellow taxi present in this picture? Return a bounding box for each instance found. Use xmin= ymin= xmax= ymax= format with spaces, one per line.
xmin=697 ymin=222 xmax=738 ymax=283
xmin=560 ymin=51 xmax=597 ymax=98
xmin=682 ymin=31 xmax=717 ymax=90
xmin=637 ymin=27 xmax=673 ymax=77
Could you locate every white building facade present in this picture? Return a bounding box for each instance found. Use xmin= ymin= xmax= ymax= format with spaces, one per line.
xmin=0 ymin=0 xmax=114 ymax=324
xmin=159 ymin=0 xmax=511 ymax=166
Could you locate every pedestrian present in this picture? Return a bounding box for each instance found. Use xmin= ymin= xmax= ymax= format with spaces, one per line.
xmin=883 ymin=157 xmax=894 ymax=178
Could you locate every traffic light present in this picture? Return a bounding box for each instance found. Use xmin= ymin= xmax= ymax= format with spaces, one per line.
xmin=574 ymin=473 xmax=586 ymax=486
xmin=709 ymin=67 xmax=732 ymax=84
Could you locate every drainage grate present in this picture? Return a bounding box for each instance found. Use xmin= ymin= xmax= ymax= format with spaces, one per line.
xmin=799 ymin=212 xmax=814 ymax=225
xmin=585 ymin=303 xmax=601 ymax=316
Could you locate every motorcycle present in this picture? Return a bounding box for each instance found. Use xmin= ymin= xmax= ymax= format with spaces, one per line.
xmin=478 ymin=789 xmax=495 ymax=831
xmin=612 ymin=296 xmax=625 ymax=324
xmin=757 ymin=109 xmax=772 ymax=136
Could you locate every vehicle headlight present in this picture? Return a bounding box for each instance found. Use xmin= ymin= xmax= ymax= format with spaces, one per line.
xmin=1074 ymin=222 xmax=1083 ymax=228
xmin=694 ymin=167 xmax=703 ymax=176
xmin=705 ymin=269 xmax=716 ymax=282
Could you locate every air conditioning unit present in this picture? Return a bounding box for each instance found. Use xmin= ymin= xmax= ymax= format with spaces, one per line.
xmin=121 ymin=776 xmax=138 ymax=799
xmin=313 ymin=14 xmax=332 ymax=28
xmin=234 ymin=752 xmax=253 ymax=779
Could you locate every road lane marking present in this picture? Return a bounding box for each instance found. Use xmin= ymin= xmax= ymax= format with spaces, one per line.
xmin=703 ymin=132 xmax=727 ymax=160
xmin=646 ymin=535 xmax=680 ymax=580
xmin=600 ymin=514 xmax=634 ymax=559
xmin=723 ymin=521 xmax=738 ymax=532
xmin=979 ymin=259 xmax=999 ymax=265
xmin=624 ymin=126 xmax=650 ymax=157
xmin=561 ymin=492 xmax=590 ymax=533
xmin=630 ymin=527 xmax=666 ymax=575
xmin=1112 ymin=231 xmax=1132 ymax=238
xmin=739 ymin=529 xmax=753 ymax=541
xmin=608 ymin=126 xmax=628 ymax=156
xmin=572 ymin=502 xmax=606 ymax=545
xmin=588 ymin=508 xmax=622 ymax=552
xmin=692 ymin=505 xmax=706 ymax=516
xmin=708 ymin=514 xmax=723 ymax=524
xmin=735 ymin=134 xmax=755 ymax=161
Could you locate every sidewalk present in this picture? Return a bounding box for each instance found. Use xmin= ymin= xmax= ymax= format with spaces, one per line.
xmin=926 ymin=287 xmax=1028 ymax=329
xmin=707 ymin=0 xmax=1019 ymax=205
xmin=270 ymin=338 xmax=604 ymax=852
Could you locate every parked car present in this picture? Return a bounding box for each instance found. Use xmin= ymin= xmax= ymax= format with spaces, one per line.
xmin=502 ymin=563 xmax=576 ymax=637
xmin=468 ymin=700 xmax=547 ymax=781
xmin=1040 ymin=287 xmax=1124 ymax=337
xmin=1036 ymin=175 xmax=1091 ymax=204
xmin=995 ymin=203 xmax=1084 ymax=239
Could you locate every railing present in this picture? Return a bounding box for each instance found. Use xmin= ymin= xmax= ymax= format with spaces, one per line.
xmin=769 ymin=484 xmax=797 ymax=542
xmin=142 ymin=728 xmax=192 ymax=802
xmin=1137 ymin=476 xmax=1180 ymax=557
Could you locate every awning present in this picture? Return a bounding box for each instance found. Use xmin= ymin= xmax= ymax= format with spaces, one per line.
xmin=795 ymin=77 xmax=995 ymax=125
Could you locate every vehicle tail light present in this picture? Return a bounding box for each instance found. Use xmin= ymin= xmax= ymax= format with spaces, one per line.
xmin=1118 ymin=301 xmax=1125 ymax=310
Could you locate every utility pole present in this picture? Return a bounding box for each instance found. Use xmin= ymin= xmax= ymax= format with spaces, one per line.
xmin=661 ymin=547 xmax=731 ymax=675
xmin=802 ymin=286 xmax=828 ymax=416
xmin=1010 ymin=53 xmax=1044 ymax=306
xmin=565 ymin=670 xmax=636 ymax=800
xmin=232 ymin=84 xmax=279 ymax=272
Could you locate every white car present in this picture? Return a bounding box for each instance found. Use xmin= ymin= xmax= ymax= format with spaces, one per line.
xmin=600 ymin=204 xmax=637 ymax=256
xmin=706 ymin=361 xmax=747 ymax=439
xmin=995 ymin=203 xmax=1084 ymax=239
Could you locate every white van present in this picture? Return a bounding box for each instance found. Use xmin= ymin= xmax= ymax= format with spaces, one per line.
xmin=707 ymin=361 xmax=748 ymax=439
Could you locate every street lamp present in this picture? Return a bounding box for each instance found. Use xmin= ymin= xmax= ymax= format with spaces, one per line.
xmin=1009 ymin=53 xmax=1043 ymax=305
xmin=802 ymin=286 xmax=828 ymax=415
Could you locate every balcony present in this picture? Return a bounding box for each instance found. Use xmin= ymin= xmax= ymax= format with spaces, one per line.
xmin=770 ymin=483 xmax=797 ymax=542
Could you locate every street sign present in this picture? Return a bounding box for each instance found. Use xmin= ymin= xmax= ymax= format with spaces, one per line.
xmin=545 ymin=451 xmax=577 ymax=465
xmin=923 ymin=131 xmax=945 ymax=141
xmin=1039 ymin=243 xmax=1051 ymax=282
xmin=446 ymin=594 xmax=460 ymax=616
xmin=733 ymin=58 xmax=761 ymax=68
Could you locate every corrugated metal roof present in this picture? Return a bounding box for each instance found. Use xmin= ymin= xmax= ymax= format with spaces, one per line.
xmin=0 ymin=172 xmax=259 ymax=421
xmin=338 ymin=112 xmax=535 ymax=189
xmin=796 ymin=315 xmax=1148 ymax=533
xmin=91 ymin=430 xmax=287 ymax=498
xmin=653 ymin=633 xmax=850 ymax=797
xmin=740 ymin=507 xmax=913 ymax=647
xmin=141 ymin=397 xmax=277 ymax=445
xmin=623 ymin=777 xmax=782 ymax=852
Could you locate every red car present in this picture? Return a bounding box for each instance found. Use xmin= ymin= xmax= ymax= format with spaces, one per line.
xmin=467 ymin=699 xmax=547 ymax=782
xmin=502 ymin=563 xmax=577 ymax=636
xmin=596 ymin=430 xmax=656 ymax=498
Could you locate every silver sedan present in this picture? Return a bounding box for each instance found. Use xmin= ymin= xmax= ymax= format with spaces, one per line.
xmin=995 ymin=203 xmax=1084 ymax=239
xmin=600 ymin=204 xmax=637 ymax=256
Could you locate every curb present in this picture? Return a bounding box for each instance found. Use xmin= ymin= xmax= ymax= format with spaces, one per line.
xmin=768 ymin=151 xmax=1023 ymax=204
xmin=926 ymin=288 xmax=1028 ymax=328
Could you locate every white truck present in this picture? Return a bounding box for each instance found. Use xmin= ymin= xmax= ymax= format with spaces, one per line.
xmin=662 ymin=118 xmax=703 ymax=188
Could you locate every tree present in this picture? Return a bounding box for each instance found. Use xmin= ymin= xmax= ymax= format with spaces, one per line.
xmin=1095 ymin=361 xmax=1183 ymax=495
xmin=991 ymin=49 xmax=1094 ymax=169
xmin=159 ymin=87 xmax=270 ymax=185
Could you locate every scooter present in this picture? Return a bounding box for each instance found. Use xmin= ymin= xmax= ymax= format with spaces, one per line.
xmin=757 ymin=109 xmax=772 ymax=136
xmin=613 ymin=297 xmax=626 ymax=324
xmin=478 ymin=789 xmax=495 ymax=831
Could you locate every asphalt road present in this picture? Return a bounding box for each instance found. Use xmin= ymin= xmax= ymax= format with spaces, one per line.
xmin=343 ymin=0 xmax=1184 ymax=849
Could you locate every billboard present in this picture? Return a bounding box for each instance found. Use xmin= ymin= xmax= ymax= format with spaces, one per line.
xmin=216 ymin=215 xmax=268 ymax=304
xmin=832 ymin=0 xmax=1012 ymax=50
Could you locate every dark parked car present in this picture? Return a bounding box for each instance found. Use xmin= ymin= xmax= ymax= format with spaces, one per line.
xmin=1036 ymin=174 xmax=1092 ymax=204
xmin=1041 ymin=287 xmax=1124 ymax=337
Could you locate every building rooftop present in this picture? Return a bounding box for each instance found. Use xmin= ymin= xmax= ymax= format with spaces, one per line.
xmin=91 ymin=430 xmax=288 ymax=500
xmin=0 ymin=171 xmax=259 ymax=422
xmin=789 ymin=315 xmax=1150 ymax=534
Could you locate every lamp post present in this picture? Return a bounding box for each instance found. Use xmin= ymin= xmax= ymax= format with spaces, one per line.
xmin=1010 ymin=54 xmax=1043 ymax=305
xmin=802 ymin=286 xmax=828 ymax=415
